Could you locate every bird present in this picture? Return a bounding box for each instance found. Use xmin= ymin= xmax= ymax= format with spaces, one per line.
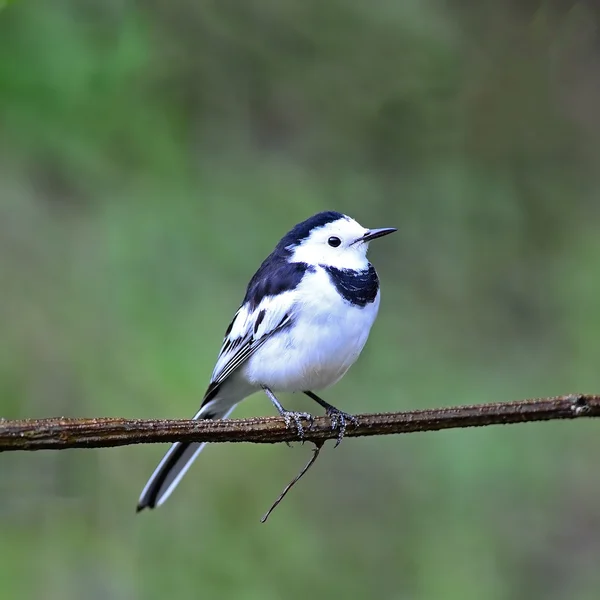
xmin=137 ymin=211 xmax=396 ymax=511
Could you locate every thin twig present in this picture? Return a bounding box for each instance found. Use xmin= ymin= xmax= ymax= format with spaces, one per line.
xmin=0 ymin=394 xmax=598 ymax=452
xmin=261 ymin=441 xmax=325 ymax=523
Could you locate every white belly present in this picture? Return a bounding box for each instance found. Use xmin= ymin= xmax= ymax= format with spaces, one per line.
xmin=243 ymin=269 xmax=380 ymax=392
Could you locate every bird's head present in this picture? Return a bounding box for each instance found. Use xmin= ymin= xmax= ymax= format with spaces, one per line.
xmin=279 ymin=211 xmax=396 ymax=269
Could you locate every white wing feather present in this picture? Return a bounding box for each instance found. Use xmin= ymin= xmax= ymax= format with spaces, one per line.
xmin=209 ymin=291 xmax=297 ymax=387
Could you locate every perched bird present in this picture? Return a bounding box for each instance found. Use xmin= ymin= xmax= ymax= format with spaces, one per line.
xmin=137 ymin=211 xmax=396 ymax=511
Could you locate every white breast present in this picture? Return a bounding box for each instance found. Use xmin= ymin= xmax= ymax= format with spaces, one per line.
xmin=243 ymin=267 xmax=380 ymax=392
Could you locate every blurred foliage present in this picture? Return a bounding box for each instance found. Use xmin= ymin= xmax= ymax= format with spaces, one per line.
xmin=1 ymin=0 xmax=600 ymax=599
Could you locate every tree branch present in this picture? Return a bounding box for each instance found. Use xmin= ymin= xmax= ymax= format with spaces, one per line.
xmin=0 ymin=394 xmax=598 ymax=452
xmin=261 ymin=440 xmax=325 ymax=523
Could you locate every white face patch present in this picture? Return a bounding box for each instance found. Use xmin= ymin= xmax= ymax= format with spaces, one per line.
xmin=287 ymin=217 xmax=371 ymax=270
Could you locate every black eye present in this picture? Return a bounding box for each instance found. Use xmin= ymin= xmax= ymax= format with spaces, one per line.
xmin=328 ymin=236 xmax=341 ymax=247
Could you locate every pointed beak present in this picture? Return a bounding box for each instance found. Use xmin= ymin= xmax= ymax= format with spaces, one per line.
xmin=358 ymin=227 xmax=397 ymax=243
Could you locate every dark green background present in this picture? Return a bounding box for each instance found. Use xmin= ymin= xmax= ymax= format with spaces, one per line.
xmin=1 ymin=1 xmax=600 ymax=598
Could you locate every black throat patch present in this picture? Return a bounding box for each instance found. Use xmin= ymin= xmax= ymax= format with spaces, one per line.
xmin=324 ymin=264 xmax=379 ymax=307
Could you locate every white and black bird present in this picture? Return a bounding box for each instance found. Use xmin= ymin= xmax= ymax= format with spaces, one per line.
xmin=137 ymin=211 xmax=396 ymax=511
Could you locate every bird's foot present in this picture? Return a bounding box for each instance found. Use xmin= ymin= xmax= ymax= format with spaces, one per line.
xmin=262 ymin=386 xmax=315 ymax=443
xmin=280 ymin=410 xmax=314 ymax=441
xmin=325 ymin=407 xmax=359 ymax=448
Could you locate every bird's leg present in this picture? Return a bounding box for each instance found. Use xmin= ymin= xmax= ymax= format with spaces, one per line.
xmin=262 ymin=386 xmax=314 ymax=441
xmin=303 ymin=391 xmax=359 ymax=447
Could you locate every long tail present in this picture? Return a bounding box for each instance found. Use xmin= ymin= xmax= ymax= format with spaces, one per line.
xmin=136 ymin=402 xmax=235 ymax=512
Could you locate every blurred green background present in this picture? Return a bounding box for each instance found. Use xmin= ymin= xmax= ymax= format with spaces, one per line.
xmin=2 ymin=0 xmax=600 ymax=598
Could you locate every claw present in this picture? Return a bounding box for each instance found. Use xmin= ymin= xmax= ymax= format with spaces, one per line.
xmin=301 ymin=391 xmax=359 ymax=448
xmin=281 ymin=410 xmax=314 ymax=441
xmin=263 ymin=387 xmax=315 ymax=443
xmin=326 ymin=408 xmax=359 ymax=448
